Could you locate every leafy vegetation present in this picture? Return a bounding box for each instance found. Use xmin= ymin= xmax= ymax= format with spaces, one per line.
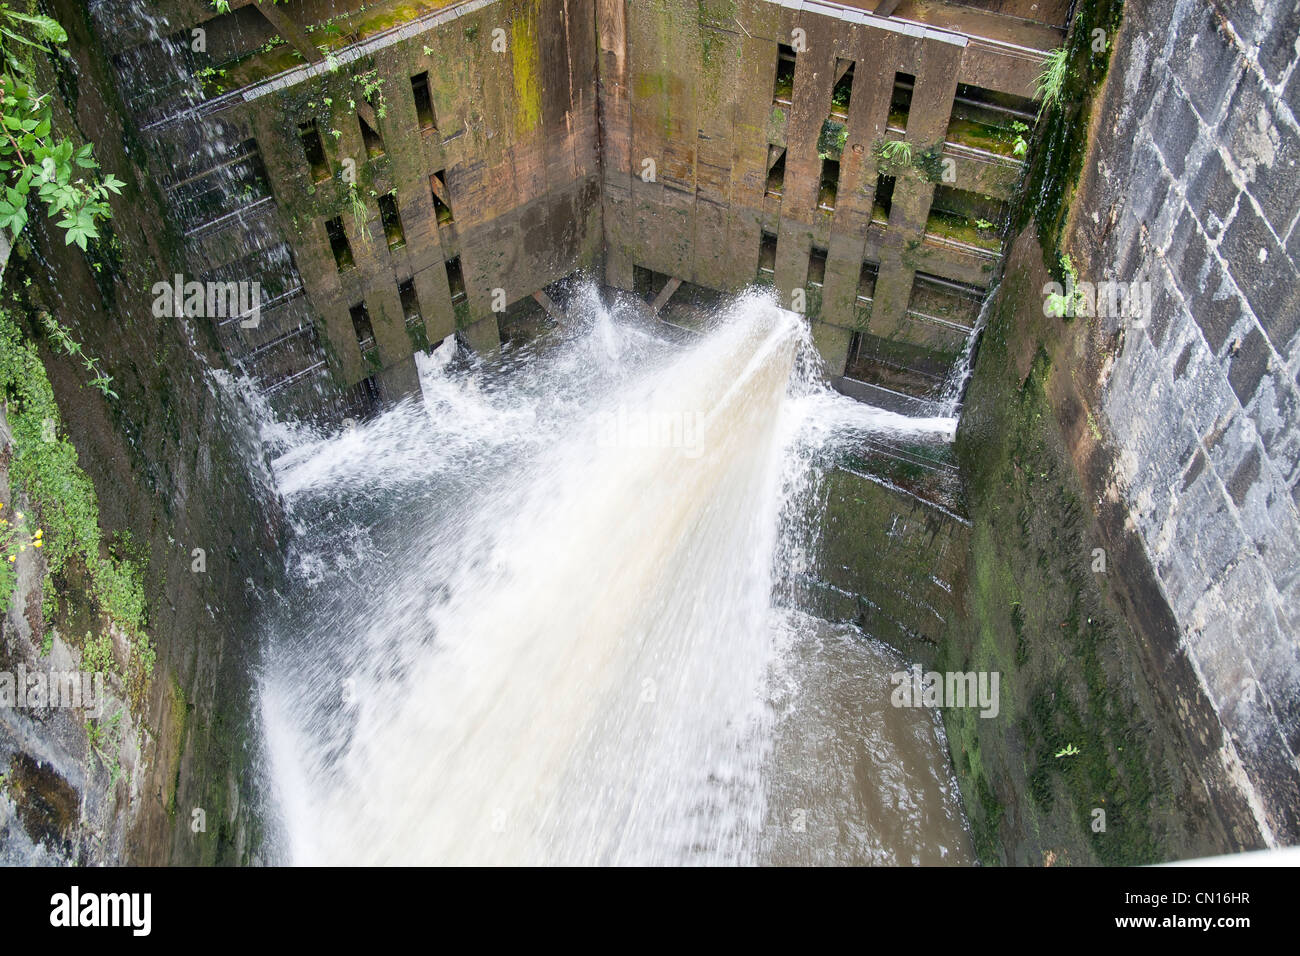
xmin=0 ymin=9 xmax=143 ymax=657
xmin=1034 ymin=47 xmax=1069 ymax=115
xmin=816 ymin=119 xmax=847 ymax=159
xmin=36 ymin=310 xmax=116 ymax=397
xmin=873 ymin=138 xmax=913 ymax=171
xmin=1013 ymin=0 xmax=1125 ymax=284
xmin=0 ymin=500 xmax=39 ymax=611
xmin=0 ymin=6 xmax=123 ymax=249
xmin=0 ymin=306 xmax=152 ymax=685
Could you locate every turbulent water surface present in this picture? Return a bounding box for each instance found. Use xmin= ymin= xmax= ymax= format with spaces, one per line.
xmin=257 ymin=288 xmax=971 ymax=865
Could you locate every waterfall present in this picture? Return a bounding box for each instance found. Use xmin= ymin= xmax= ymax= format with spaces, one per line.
xmin=256 ymin=288 xmax=968 ymax=865
xmin=935 ymin=281 xmax=999 ymax=416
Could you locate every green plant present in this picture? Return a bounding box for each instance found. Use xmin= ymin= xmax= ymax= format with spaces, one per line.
xmin=351 ymin=68 xmax=387 ymax=119
xmin=913 ymin=143 xmax=945 ymax=183
xmin=1 ymin=500 xmax=40 ymax=612
xmin=0 ymin=309 xmax=150 ymax=653
xmin=1054 ymin=743 xmax=1081 ymax=758
xmin=1035 ymin=47 xmax=1068 ymax=114
xmin=0 ymin=7 xmax=124 ymax=249
xmin=86 ymin=708 xmax=124 ymax=784
xmin=817 ymin=119 xmax=847 ymax=159
xmin=874 ymin=138 xmax=912 ymax=171
xmin=81 ymin=631 xmax=114 ymax=675
xmin=346 ymin=182 xmax=370 ymax=248
xmin=35 ymin=311 xmax=117 ymax=398
xmin=1044 ymin=291 xmax=1071 ymax=317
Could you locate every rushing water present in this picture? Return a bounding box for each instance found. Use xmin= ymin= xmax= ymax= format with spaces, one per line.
xmin=256 ymin=287 xmax=971 ymax=865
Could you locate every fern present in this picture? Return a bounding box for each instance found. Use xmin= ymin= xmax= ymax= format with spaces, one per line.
xmin=1035 ymin=47 xmax=1068 ymax=114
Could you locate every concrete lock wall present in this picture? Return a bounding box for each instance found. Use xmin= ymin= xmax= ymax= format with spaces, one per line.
xmin=92 ymin=0 xmax=1066 ymax=415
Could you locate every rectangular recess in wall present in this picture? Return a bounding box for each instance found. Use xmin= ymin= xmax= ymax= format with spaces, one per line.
xmin=890 ymin=72 xmax=915 ymax=132
xmin=758 ymin=231 xmax=777 ymax=279
xmin=350 ymin=302 xmax=376 ymax=354
xmin=445 ymin=256 xmax=467 ymax=304
xmin=399 ymin=279 xmax=422 ymax=327
xmin=325 ymin=215 xmax=354 ymax=272
xmin=298 ymin=120 xmax=330 ymax=183
xmin=430 ymin=170 xmax=454 ymax=225
xmin=949 ymin=83 xmax=1036 ymax=158
xmin=773 ymin=43 xmax=796 ymax=104
xmin=909 ymin=272 xmax=986 ymax=327
xmin=847 ymin=331 xmax=863 ymax=369
xmin=873 ymin=174 xmax=896 ymax=222
xmin=819 ymin=159 xmax=840 ymax=210
xmin=378 ymin=191 xmax=406 ymax=249
xmin=765 ymin=147 xmax=786 ymax=198
xmin=858 ymin=260 xmax=879 ymax=302
xmin=831 ymin=60 xmax=854 ymax=117
xmin=807 ymin=247 xmax=828 ymax=287
xmin=411 ymin=71 xmax=437 ymax=131
xmin=359 ymin=114 xmax=385 ymax=158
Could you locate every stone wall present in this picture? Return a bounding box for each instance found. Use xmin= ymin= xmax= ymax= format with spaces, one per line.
xmin=1070 ymin=0 xmax=1300 ymax=844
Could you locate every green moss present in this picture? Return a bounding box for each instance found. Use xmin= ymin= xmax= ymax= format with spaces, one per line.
xmin=943 ymin=263 xmax=1179 ymax=865
xmin=511 ymin=8 xmax=542 ymax=135
xmin=0 ymin=307 xmax=152 ymax=693
xmin=1014 ymin=0 xmax=1126 ymax=281
xmin=166 ymin=675 xmax=188 ymax=815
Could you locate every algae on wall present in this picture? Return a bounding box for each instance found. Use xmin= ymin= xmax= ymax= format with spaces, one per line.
xmin=941 ymin=231 xmax=1257 ymax=864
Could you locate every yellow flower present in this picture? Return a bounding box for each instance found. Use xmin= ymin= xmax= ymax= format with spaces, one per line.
xmin=33 ymin=541 xmax=42 ymax=548
xmin=7 ymin=556 xmax=13 ymax=563
xmin=33 ymin=529 xmax=42 ymax=538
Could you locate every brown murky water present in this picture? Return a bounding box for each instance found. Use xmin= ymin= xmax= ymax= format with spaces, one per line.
xmin=762 ymin=613 xmax=972 ymax=865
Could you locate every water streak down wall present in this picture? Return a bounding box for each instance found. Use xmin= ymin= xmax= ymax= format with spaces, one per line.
xmin=1072 ymin=0 xmax=1300 ymax=842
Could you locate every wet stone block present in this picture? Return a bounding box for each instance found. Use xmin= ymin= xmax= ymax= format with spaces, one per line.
xmin=1171 ymin=3 xmax=1245 ymax=121
xmin=1220 ymin=199 xmax=1300 ymax=350
xmin=1225 ymin=442 xmax=1261 ymax=508
xmin=1227 ymin=325 xmax=1272 ymax=406
xmin=1186 ymin=148 xmax=1239 ymax=241
xmin=1256 ymin=2 xmax=1300 ymax=86
xmin=1153 ymin=88 xmax=1200 ymax=179
xmin=1170 ymin=207 xmax=1212 ymax=300
xmin=1188 ymin=261 xmax=1242 ymax=354
xmin=6 ymin=753 xmax=78 ymax=856
xmin=1219 ymin=72 xmax=1300 ymax=237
